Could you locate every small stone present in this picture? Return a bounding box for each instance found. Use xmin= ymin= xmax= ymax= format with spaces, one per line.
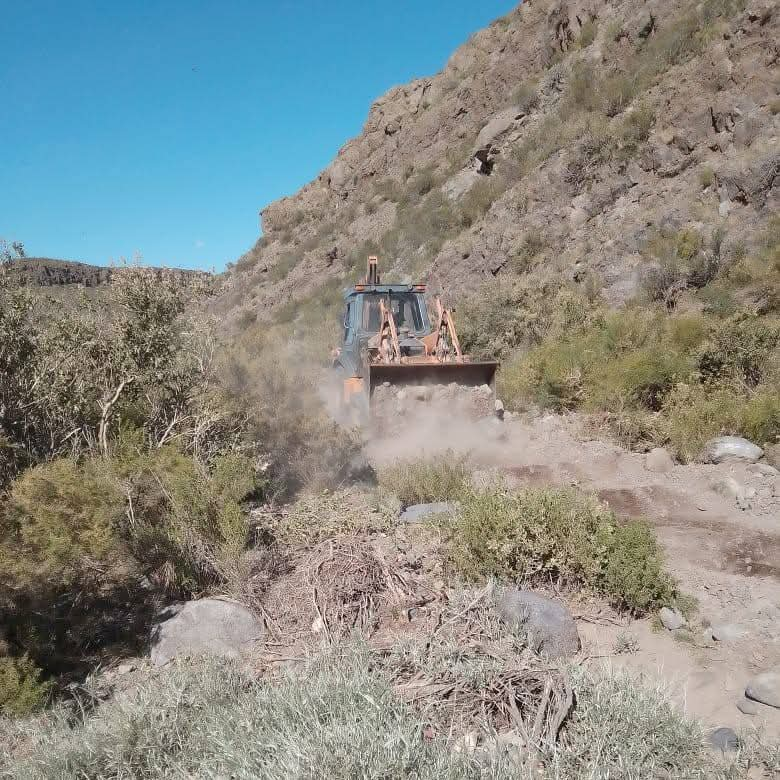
xmin=659 ymin=606 xmax=686 ymax=631
xmin=747 ymin=462 xmax=779 ymax=477
xmin=708 ymin=727 xmax=740 ymax=752
xmin=711 ymin=623 xmax=745 ymax=642
xmin=737 ymin=696 xmax=759 ymax=715
xmin=712 ymin=476 xmax=750 ymax=509
xmin=745 ymin=671 xmax=780 ymax=709
xmin=645 ymin=447 xmax=675 ymax=473
xmin=399 ymin=502 xmax=459 ymax=523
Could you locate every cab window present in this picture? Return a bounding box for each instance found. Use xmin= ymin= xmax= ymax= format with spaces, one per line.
xmin=361 ymin=294 xmax=424 ymax=333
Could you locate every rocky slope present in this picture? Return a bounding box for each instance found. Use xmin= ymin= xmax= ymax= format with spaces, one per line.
xmin=222 ymin=0 xmax=778 ymax=328
xmin=4 ymin=257 xmax=113 ymax=288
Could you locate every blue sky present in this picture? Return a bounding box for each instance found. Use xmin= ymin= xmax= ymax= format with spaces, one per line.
xmin=1 ymin=1 xmax=516 ymax=271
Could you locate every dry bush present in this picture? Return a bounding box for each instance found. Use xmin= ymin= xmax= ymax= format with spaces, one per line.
xmin=257 ymin=488 xmax=392 ymax=547
xmin=0 ymin=652 xmax=514 ymax=779
xmin=377 ymin=454 xmax=471 ymax=506
xmin=0 ymin=262 xmax=237 ymax=487
xmin=384 ymin=584 xmax=574 ymax=743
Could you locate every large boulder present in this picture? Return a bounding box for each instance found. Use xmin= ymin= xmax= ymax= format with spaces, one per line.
xmin=702 ymin=436 xmax=764 ymax=464
xmin=497 ymin=589 xmax=580 ymax=658
xmin=745 ymin=671 xmax=780 ymax=709
xmin=399 ymin=502 xmax=459 ymax=523
xmin=150 ymin=598 xmax=263 ymax=667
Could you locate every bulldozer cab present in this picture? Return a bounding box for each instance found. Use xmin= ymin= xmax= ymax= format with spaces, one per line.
xmin=345 ymin=290 xmax=430 ymax=342
xmin=334 ymin=256 xmax=498 ymax=419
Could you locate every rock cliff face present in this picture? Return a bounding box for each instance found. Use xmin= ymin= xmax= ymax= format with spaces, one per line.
xmin=224 ymin=0 xmax=778 ymax=324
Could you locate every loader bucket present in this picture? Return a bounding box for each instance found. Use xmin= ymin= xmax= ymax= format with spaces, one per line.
xmin=368 ymin=362 xmax=499 ymax=419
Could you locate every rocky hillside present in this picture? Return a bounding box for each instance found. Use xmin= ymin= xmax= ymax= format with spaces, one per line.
xmin=4 ymin=257 xmax=113 ymax=288
xmin=3 ymin=257 xmax=210 ymax=299
xmin=223 ymin=0 xmax=778 ymax=329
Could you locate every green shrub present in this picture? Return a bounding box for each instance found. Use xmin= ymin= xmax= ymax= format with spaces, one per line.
xmin=740 ymin=389 xmax=780 ymax=445
xmin=602 ymin=521 xmax=676 ymax=612
xmin=457 ymin=177 xmax=505 ymax=228
xmin=659 ymin=382 xmax=779 ymax=460
xmin=617 ymin=102 xmax=655 ymax=153
xmin=501 ymin=340 xmax=586 ymax=411
xmin=578 ymin=19 xmax=598 ymax=48
xmin=0 ymin=448 xmax=259 ymax=676
xmin=1 ymin=459 xmax=127 ymax=590
xmin=699 ymin=166 xmax=715 ymax=188
xmin=696 ymin=315 xmax=779 ymax=387
xmin=377 ymin=455 xmax=470 ymax=506
xmin=268 ymin=251 xmax=299 ymax=282
xmin=0 ymin=656 xmax=51 ymax=717
xmin=510 ymin=230 xmax=546 ymax=274
xmin=115 ymin=447 xmax=259 ymax=592
xmin=447 ymin=487 xmax=612 ymax=586
xmin=587 ymin=347 xmax=691 ymax=411
xmin=511 ymin=79 xmax=539 ymax=113
xmin=446 ymin=486 xmax=675 ymax=613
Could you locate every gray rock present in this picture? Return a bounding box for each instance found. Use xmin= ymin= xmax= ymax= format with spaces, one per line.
xmin=474 ymin=108 xmax=519 ymax=150
xmin=711 ymin=477 xmax=751 ymax=509
xmin=399 ymin=502 xmax=459 ymax=523
xmin=736 ymin=696 xmax=759 ymax=715
xmin=150 ymin=598 xmax=263 ymax=667
xmin=703 ymin=436 xmax=764 ymax=464
xmin=747 ymin=462 xmax=780 ymax=477
xmin=645 ymin=447 xmax=675 ymax=473
xmin=659 ymin=607 xmax=686 ymax=631
xmin=497 ymin=589 xmax=580 ymax=658
xmin=745 ymin=671 xmax=780 ymax=709
xmin=711 ymin=623 xmax=746 ymax=642
xmin=708 ymin=727 xmax=740 ymax=752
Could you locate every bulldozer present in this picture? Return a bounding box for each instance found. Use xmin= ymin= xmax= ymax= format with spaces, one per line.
xmin=332 ymin=256 xmax=499 ymax=421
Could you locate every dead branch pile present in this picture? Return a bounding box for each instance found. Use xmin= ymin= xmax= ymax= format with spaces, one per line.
xmin=383 ymin=583 xmax=574 ymax=747
xmin=260 ymin=536 xmax=392 ymax=640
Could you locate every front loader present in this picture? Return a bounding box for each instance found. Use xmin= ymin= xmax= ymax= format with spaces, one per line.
xmin=331 ymin=256 xmax=499 ymax=422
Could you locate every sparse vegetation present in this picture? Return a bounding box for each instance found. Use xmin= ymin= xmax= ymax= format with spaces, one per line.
xmin=4 ymin=648 xmax=767 ymax=779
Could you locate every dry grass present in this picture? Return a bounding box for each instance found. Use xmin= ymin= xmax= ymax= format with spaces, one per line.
xmin=2 ymin=634 xmax=773 ymax=779
xmin=377 ymin=454 xmax=471 ymax=506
